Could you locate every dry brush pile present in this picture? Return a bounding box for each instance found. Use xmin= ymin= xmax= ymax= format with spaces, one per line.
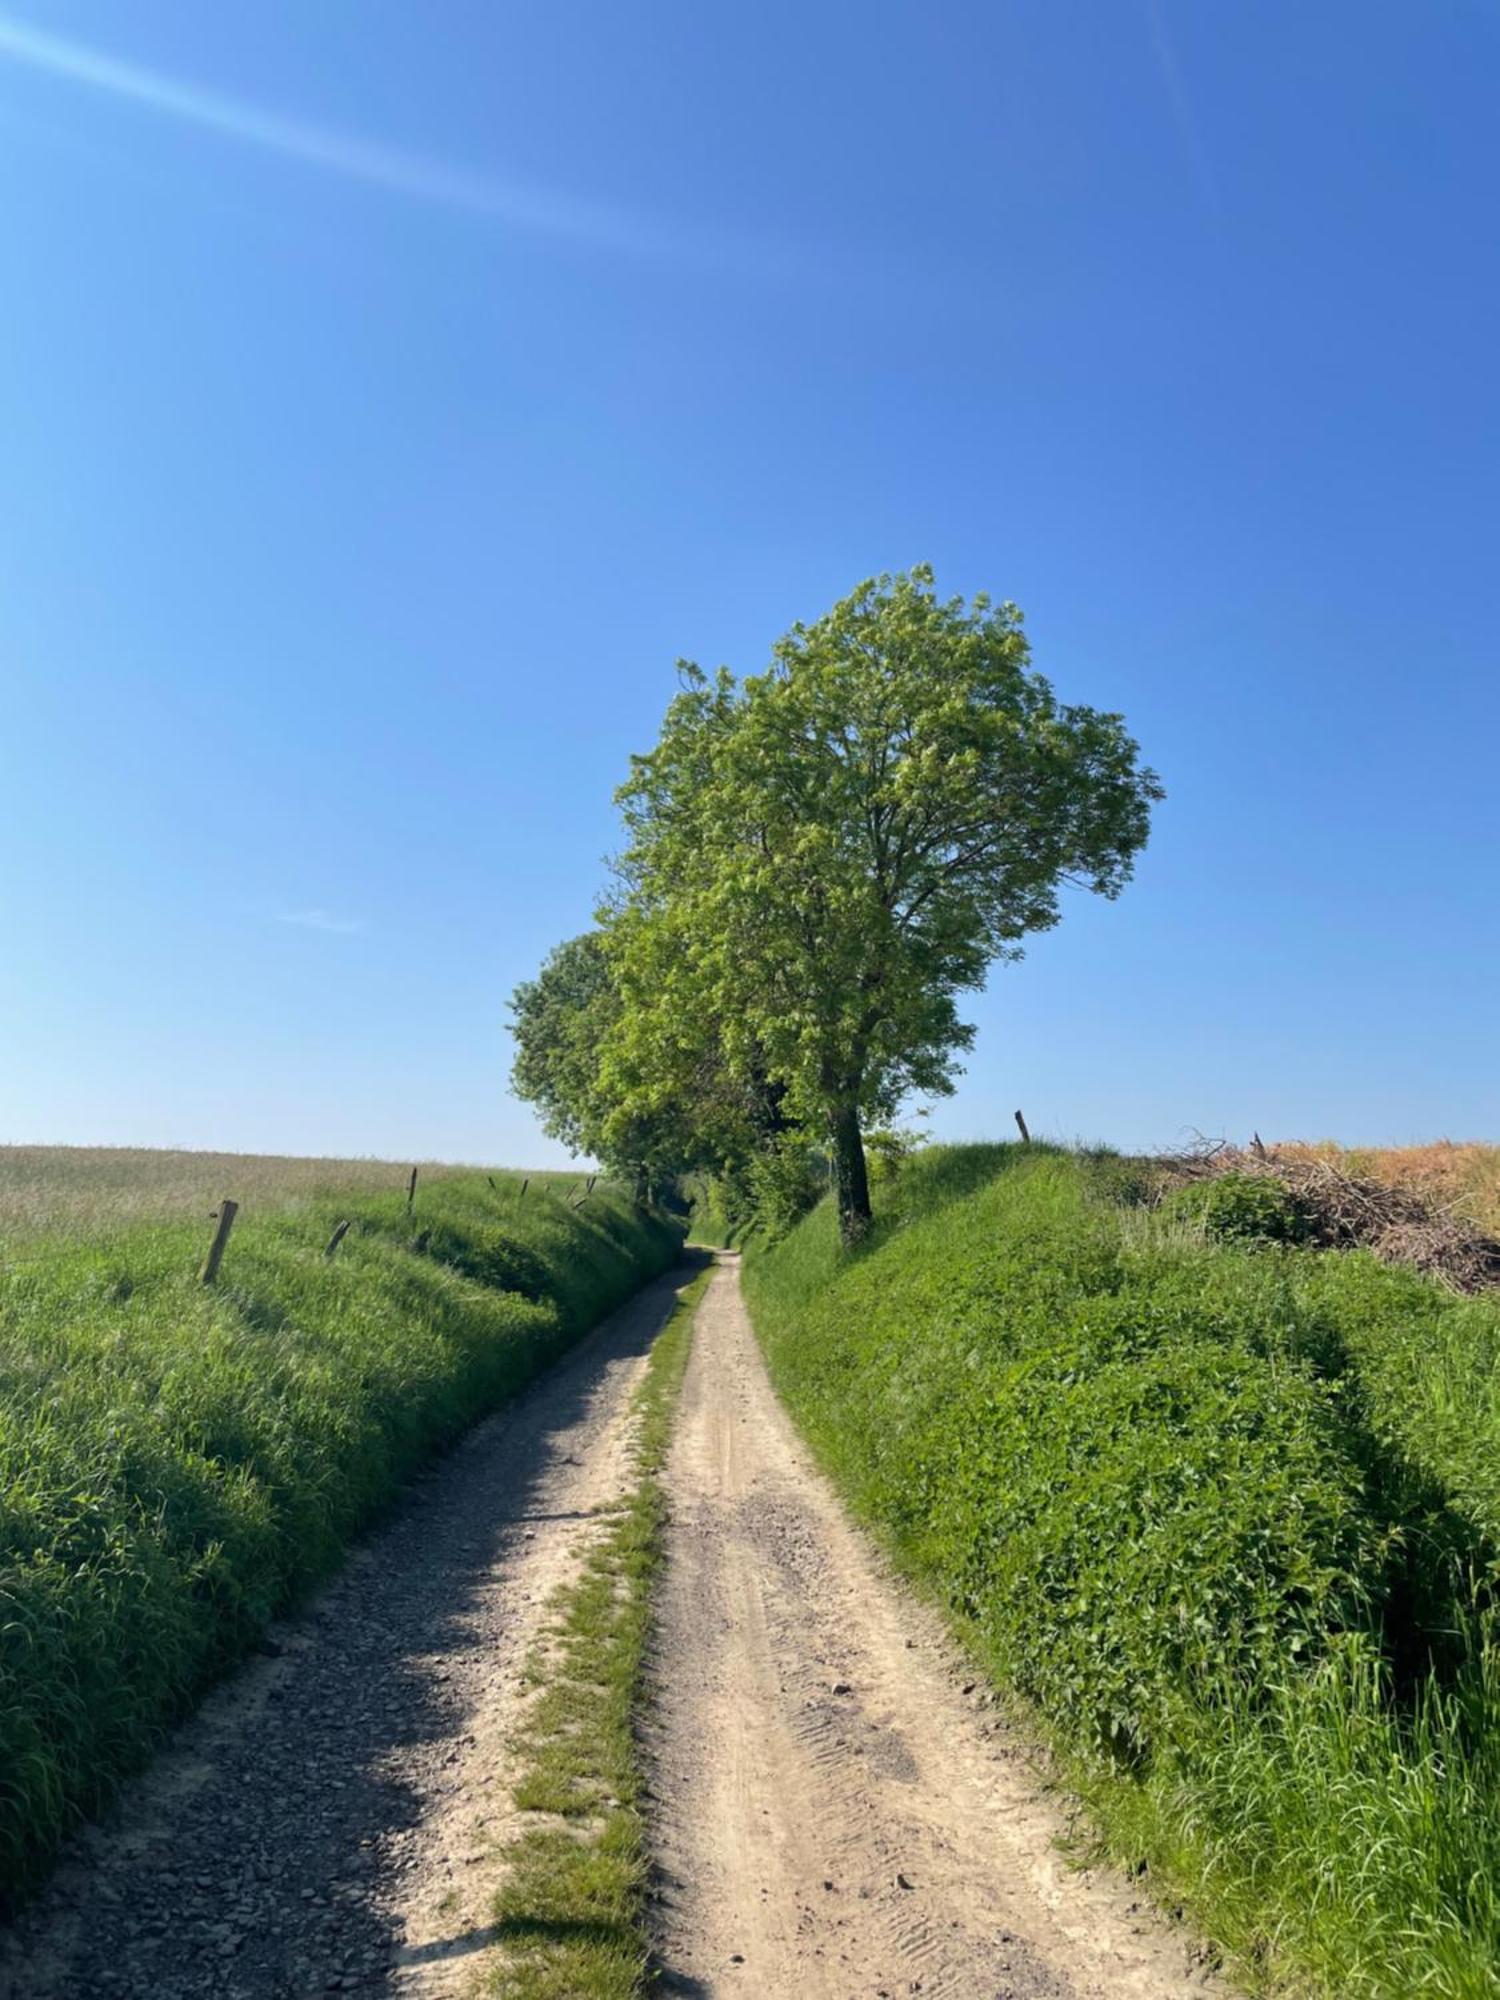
xmin=1157 ymin=1140 xmax=1500 ymax=1294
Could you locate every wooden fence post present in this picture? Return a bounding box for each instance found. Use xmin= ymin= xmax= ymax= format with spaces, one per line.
xmin=324 ymin=1219 xmax=352 ymax=1260
xmin=519 ymin=1178 xmax=529 ymax=1200
xmin=1014 ymin=1109 xmax=1031 ymax=1144
xmin=406 ymin=1166 xmax=418 ymax=1215
xmin=199 ymin=1199 xmax=238 ymax=1285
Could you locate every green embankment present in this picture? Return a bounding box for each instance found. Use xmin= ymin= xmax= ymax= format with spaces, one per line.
xmin=743 ymin=1144 xmax=1500 ymax=1999
xmin=0 ymin=1174 xmax=682 ymax=1907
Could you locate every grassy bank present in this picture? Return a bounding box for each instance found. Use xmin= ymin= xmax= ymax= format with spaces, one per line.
xmin=489 ymin=1263 xmax=708 ymax=1998
xmin=744 ymin=1145 xmax=1500 ymax=1997
xmin=0 ymin=1170 xmax=681 ymax=1907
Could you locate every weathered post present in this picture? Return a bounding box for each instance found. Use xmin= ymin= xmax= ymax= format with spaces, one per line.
xmin=406 ymin=1166 xmax=419 ymax=1215
xmin=199 ymin=1199 xmax=239 ymax=1285
xmin=1014 ymin=1109 xmax=1031 ymax=1144
xmin=324 ymin=1219 xmax=352 ymax=1260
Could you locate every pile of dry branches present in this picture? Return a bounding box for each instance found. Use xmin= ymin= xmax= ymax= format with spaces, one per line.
xmin=1159 ymin=1139 xmax=1500 ymax=1294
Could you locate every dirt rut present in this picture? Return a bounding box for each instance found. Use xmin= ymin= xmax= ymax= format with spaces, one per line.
xmin=646 ymin=1254 xmax=1223 ymax=1999
xmin=0 ymin=1264 xmax=697 ymax=2000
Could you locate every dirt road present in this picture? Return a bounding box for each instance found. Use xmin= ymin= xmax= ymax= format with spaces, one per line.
xmin=0 ymin=1253 xmax=1222 ymax=2000
xmin=0 ymin=1265 xmax=696 ymax=2000
xmin=647 ymin=1255 xmax=1221 ymax=1998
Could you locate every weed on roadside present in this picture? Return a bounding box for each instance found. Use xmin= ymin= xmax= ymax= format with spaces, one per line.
xmin=486 ymin=1264 xmax=709 ymax=1999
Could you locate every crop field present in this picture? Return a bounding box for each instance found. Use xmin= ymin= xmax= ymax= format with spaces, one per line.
xmin=0 ymin=1150 xmax=681 ymax=1906
xmin=744 ymin=1142 xmax=1500 ymax=1996
xmin=0 ymin=1145 xmax=586 ymax=1245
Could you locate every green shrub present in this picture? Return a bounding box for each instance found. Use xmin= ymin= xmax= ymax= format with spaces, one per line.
xmin=1168 ymin=1170 xmax=1310 ymax=1244
xmin=925 ymin=1328 xmax=1375 ymax=1761
xmin=0 ymin=1176 xmax=681 ymax=1907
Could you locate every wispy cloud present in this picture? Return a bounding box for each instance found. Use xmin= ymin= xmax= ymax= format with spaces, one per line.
xmin=0 ymin=10 xmax=740 ymax=264
xmin=1144 ymin=0 xmax=1223 ymax=225
xmin=274 ymin=908 xmax=366 ymax=936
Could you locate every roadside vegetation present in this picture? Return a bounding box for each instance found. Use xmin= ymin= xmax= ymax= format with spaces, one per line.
xmin=744 ymin=1141 xmax=1500 ymax=1997
xmin=489 ymin=1265 xmax=708 ymax=1999
xmin=0 ymin=1166 xmax=681 ymax=1907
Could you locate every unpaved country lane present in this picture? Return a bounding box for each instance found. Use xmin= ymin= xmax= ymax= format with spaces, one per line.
xmin=647 ymin=1254 xmax=1226 ymax=1999
xmin=0 ymin=1262 xmax=700 ymax=2000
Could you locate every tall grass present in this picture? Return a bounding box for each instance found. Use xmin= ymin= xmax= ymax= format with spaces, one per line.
xmin=0 ymin=1144 xmax=578 ymax=1245
xmin=0 ymin=1170 xmax=681 ymax=1908
xmin=744 ymin=1145 xmax=1500 ymax=1996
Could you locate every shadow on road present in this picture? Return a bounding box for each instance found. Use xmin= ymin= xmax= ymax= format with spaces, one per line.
xmin=0 ymin=1261 xmax=702 ymax=2000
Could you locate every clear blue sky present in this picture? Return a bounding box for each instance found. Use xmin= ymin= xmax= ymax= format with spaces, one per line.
xmin=1 ymin=2 xmax=1495 ymax=1166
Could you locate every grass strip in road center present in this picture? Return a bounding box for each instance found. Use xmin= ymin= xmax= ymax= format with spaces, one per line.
xmin=484 ymin=1261 xmax=710 ymax=2000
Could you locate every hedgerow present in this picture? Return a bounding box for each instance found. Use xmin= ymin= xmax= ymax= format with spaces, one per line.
xmin=744 ymin=1144 xmax=1500 ymax=1996
xmin=0 ymin=1176 xmax=681 ymax=1908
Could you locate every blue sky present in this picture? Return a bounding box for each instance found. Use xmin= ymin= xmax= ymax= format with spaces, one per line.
xmin=1 ymin=1 xmax=1495 ymax=1165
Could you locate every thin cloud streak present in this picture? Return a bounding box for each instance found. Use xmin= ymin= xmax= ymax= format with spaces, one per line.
xmin=0 ymin=11 xmax=734 ymax=263
xmin=1144 ymin=0 xmax=1224 ymax=226
xmin=275 ymin=909 xmax=366 ymax=936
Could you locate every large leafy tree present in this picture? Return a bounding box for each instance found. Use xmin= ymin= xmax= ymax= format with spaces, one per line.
xmin=613 ymin=565 xmax=1162 ymax=1241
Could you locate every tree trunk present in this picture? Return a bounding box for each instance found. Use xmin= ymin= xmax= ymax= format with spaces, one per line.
xmin=829 ymin=1099 xmax=872 ymax=1245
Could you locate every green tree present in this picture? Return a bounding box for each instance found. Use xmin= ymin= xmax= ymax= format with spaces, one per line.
xmin=509 ymin=929 xmax=765 ymax=1202
xmin=509 ymin=932 xmax=614 ymax=1160
xmin=613 ymin=565 xmax=1162 ymax=1242
xmin=508 ymin=931 xmax=686 ymax=1200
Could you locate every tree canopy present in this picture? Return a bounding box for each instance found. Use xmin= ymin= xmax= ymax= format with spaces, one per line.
xmin=511 ymin=566 xmax=1162 ymax=1242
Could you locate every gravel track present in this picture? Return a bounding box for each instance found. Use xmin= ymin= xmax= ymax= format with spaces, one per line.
xmin=0 ymin=1265 xmax=695 ymax=2000
xmin=645 ymin=1254 xmax=1227 ymax=1999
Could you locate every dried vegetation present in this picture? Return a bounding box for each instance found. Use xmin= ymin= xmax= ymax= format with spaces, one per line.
xmin=1158 ymin=1139 xmax=1500 ymax=1294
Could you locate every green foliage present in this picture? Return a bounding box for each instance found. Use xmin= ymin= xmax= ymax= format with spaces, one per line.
xmin=509 ymin=930 xmax=776 ymax=1199
xmin=509 ymin=932 xmax=619 ymax=1161
xmin=863 ymin=1125 xmax=926 ymax=1186
xmin=0 ymin=1175 xmax=682 ymax=1908
xmin=1169 ymin=1170 xmax=1311 ymax=1244
xmin=745 ymin=1134 xmax=827 ymax=1243
xmin=610 ymin=566 xmax=1162 ymax=1238
xmin=744 ymin=1144 xmax=1500 ymax=1996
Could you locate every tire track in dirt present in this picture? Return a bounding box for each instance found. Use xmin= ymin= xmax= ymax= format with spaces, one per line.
xmin=645 ymin=1254 xmax=1228 ymax=1999
xmin=0 ymin=1263 xmax=700 ymax=2000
